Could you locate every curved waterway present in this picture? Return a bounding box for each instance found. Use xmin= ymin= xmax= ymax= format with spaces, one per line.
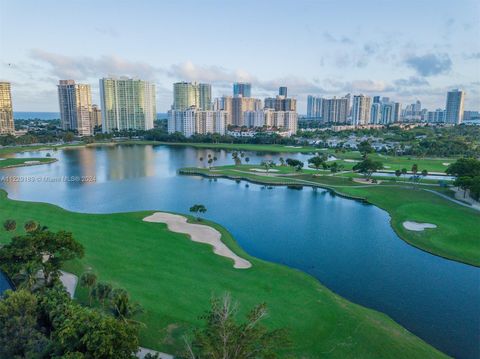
xmin=1 ymin=144 xmax=479 ymax=358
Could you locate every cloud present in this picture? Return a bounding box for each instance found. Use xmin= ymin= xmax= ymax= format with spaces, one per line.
xmin=464 ymin=52 xmax=480 ymax=60
xmin=166 ymin=61 xmax=254 ymax=84
xmin=325 ymin=79 xmax=394 ymax=93
xmin=322 ymin=32 xmax=354 ymax=45
xmin=394 ymin=77 xmax=429 ymax=87
xmin=404 ymin=53 xmax=452 ymax=76
xmin=166 ymin=61 xmax=323 ymax=97
xmin=30 ymin=49 xmax=158 ymax=80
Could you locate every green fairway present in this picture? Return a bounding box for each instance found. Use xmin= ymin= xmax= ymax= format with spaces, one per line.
xmin=183 ymin=165 xmax=480 ymax=267
xmin=324 ymin=152 xmax=457 ymax=173
xmin=0 ymin=157 xmax=57 ymax=168
xmin=0 ymin=190 xmax=447 ymax=358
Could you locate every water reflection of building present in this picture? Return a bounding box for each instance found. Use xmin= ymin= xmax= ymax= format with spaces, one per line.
xmin=105 ymin=145 xmax=155 ymax=181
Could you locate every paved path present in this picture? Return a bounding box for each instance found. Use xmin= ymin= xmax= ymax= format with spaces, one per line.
xmin=423 ymin=189 xmax=480 ymax=212
xmin=59 ymin=271 xmax=78 ymax=298
xmin=137 ymin=347 xmax=173 ymax=359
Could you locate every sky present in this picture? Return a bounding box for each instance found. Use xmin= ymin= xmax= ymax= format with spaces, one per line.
xmin=1 ymin=0 xmax=479 ymax=113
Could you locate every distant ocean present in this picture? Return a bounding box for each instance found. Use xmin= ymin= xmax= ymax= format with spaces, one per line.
xmin=14 ymin=112 xmax=60 ymax=120
xmin=14 ymin=112 xmax=169 ymax=120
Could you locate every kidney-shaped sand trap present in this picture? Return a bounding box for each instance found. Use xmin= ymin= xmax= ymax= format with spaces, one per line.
xmin=143 ymin=212 xmax=252 ymax=269
xmin=403 ymin=221 xmax=437 ymax=231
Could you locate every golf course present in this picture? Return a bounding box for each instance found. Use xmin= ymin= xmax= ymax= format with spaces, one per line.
xmin=0 ymin=190 xmax=447 ymax=358
xmin=180 ymin=163 xmax=480 ymax=267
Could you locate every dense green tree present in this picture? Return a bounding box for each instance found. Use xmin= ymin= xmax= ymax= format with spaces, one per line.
xmin=183 ymin=294 xmax=289 ymax=359
xmin=353 ymin=159 xmax=383 ymax=179
xmin=446 ymin=158 xmax=480 ymax=178
xmin=189 ymin=204 xmax=207 ymax=221
xmin=80 ymin=272 xmax=97 ymax=306
xmin=357 ymin=141 xmax=374 ymax=158
xmin=0 ymin=228 xmax=84 ymax=288
xmin=307 ymin=155 xmax=327 ymax=171
xmin=0 ymin=290 xmax=51 ymax=359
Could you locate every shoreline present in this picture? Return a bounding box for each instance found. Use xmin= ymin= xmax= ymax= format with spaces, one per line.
xmin=179 ymin=168 xmax=480 ymax=268
xmin=0 ymin=189 xmax=451 ymax=358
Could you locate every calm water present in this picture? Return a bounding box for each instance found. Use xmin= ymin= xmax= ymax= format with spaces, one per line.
xmin=1 ymin=144 xmax=479 ymax=359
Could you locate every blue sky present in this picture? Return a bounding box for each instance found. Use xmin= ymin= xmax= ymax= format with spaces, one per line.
xmin=1 ymin=0 xmax=479 ymax=113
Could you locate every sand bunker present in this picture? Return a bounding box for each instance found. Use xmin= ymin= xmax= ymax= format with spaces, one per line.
xmin=442 ymin=162 xmax=450 ymax=166
xmin=250 ymin=168 xmax=279 ymax=173
xmin=403 ymin=221 xmax=437 ymax=231
xmin=343 ymin=159 xmax=359 ymax=163
xmin=143 ymin=212 xmax=252 ymax=269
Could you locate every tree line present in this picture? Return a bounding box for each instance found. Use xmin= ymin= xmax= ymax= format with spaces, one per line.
xmin=0 ymin=223 xmax=289 ymax=358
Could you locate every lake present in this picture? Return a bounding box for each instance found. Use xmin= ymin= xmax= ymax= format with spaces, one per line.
xmin=1 ymin=144 xmax=479 ymax=359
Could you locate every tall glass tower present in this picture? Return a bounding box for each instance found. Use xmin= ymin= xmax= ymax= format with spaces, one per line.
xmin=100 ymin=77 xmax=156 ymax=133
xmin=0 ymin=82 xmax=15 ymax=134
xmin=233 ymin=82 xmax=251 ymax=97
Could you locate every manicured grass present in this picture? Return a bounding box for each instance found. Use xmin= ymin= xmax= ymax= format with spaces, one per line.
xmin=0 ymin=143 xmax=83 ymax=156
xmin=0 ymin=190 xmax=446 ymax=358
xmin=0 ymin=157 xmax=56 ymax=168
xmin=183 ymin=165 xmax=480 ymax=267
xmin=338 ymin=186 xmax=480 ymax=267
xmin=326 ymin=152 xmax=457 ymax=173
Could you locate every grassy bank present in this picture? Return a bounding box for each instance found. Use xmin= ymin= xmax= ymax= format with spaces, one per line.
xmin=181 ymin=165 xmax=480 ymax=267
xmin=0 ymin=157 xmax=57 ymax=169
xmin=0 ymin=190 xmax=447 ymax=358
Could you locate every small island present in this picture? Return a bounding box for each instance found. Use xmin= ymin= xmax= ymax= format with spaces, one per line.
xmin=0 ymin=157 xmax=57 ymax=169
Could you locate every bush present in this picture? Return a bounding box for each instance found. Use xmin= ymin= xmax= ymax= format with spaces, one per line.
xmin=3 ymin=219 xmax=16 ymax=231
xmin=24 ymin=220 xmax=39 ymax=232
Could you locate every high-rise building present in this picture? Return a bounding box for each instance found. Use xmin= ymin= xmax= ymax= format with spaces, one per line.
xmin=233 ymin=82 xmax=251 ymax=97
xmin=0 ymin=82 xmax=15 ymax=135
xmin=173 ymin=82 xmax=211 ymax=110
xmin=232 ymin=96 xmax=261 ymax=126
xmin=393 ymin=102 xmax=401 ymax=123
xmin=215 ymin=96 xmax=233 ymax=125
xmin=352 ymin=95 xmax=372 ymax=126
xmin=58 ymin=80 xmax=93 ymax=136
xmin=90 ymin=104 xmax=102 ymax=129
xmin=373 ymin=96 xmax=381 ymax=104
xmin=264 ymin=96 xmax=297 ymax=112
xmin=445 ymin=89 xmax=465 ymax=124
xmin=100 ymin=77 xmax=156 ymax=133
xmin=168 ymin=108 xmax=227 ymax=137
xmin=370 ymin=103 xmax=382 ymax=124
xmin=427 ymin=109 xmax=446 ymax=123
xmin=199 ymin=83 xmax=212 ymax=110
xmin=321 ymin=97 xmax=349 ymax=123
xmin=173 ymin=82 xmax=199 ymax=110
xmin=307 ymin=95 xmax=323 ymax=119
xmin=279 ymin=86 xmax=287 ymax=97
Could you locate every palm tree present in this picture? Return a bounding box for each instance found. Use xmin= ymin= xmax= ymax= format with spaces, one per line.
xmin=109 ymin=288 xmax=143 ymax=323
xmin=245 ymin=157 xmax=250 ymax=164
xmin=92 ymin=282 xmax=113 ymax=308
xmin=279 ymin=157 xmax=285 ymax=166
xmin=395 ymin=169 xmax=401 ymax=182
xmin=199 ymin=157 xmax=204 ymax=168
xmin=3 ymin=219 xmax=16 ymax=231
xmin=401 ymin=168 xmax=408 ymax=182
xmin=80 ymin=272 xmax=97 ymax=305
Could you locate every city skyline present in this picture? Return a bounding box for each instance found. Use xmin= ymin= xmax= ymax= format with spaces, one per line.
xmin=0 ymin=0 xmax=479 ymax=113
